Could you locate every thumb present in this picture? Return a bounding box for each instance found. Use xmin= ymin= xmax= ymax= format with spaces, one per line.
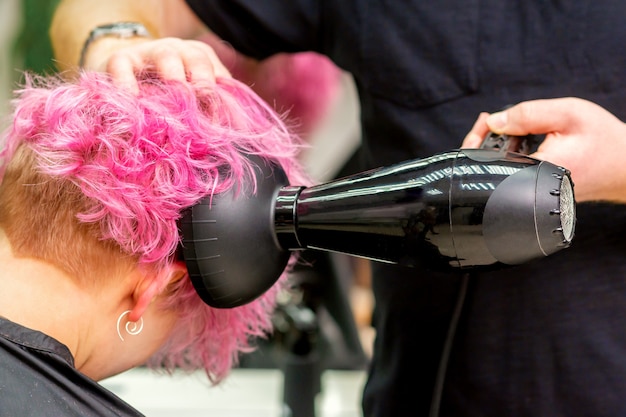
xmin=486 ymin=98 xmax=577 ymax=135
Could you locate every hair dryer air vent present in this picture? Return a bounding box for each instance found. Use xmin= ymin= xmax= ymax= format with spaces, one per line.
xmin=559 ymin=175 xmax=576 ymax=242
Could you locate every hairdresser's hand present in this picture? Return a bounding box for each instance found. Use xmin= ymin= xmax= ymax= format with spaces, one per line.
xmin=83 ymin=36 xmax=231 ymax=91
xmin=462 ymin=97 xmax=626 ymax=203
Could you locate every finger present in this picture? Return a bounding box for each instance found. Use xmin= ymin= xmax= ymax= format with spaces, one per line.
xmin=151 ymin=48 xmax=189 ymax=82
xmin=106 ymin=53 xmax=140 ymax=93
xmin=185 ymin=41 xmax=232 ymax=82
xmin=529 ymin=149 xmax=569 ymax=174
xmin=528 ymin=149 xmax=547 ymax=162
xmin=182 ymin=53 xmax=217 ymax=83
xmin=461 ymin=112 xmax=490 ymax=148
xmin=180 ymin=42 xmax=222 ymax=83
xmin=486 ymin=98 xmax=579 ymax=135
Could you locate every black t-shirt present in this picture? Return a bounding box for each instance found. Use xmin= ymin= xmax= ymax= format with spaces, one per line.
xmin=0 ymin=317 xmax=143 ymax=416
xmin=186 ymin=2 xmax=626 ymax=416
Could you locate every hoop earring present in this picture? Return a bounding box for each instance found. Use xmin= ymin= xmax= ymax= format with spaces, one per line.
xmin=116 ymin=310 xmax=144 ymax=342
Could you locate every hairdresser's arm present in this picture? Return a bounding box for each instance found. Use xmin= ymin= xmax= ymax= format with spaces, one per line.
xmin=50 ymin=0 xmax=229 ymax=87
xmin=462 ymin=97 xmax=626 ymax=203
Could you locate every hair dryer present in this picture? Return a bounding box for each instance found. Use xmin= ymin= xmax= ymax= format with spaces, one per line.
xmin=179 ymin=134 xmax=576 ymax=308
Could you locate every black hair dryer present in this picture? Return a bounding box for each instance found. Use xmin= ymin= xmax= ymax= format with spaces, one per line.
xmin=179 ymin=134 xmax=576 ymax=308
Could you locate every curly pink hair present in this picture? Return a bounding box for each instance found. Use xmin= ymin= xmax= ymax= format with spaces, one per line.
xmin=0 ymin=72 xmax=307 ymax=382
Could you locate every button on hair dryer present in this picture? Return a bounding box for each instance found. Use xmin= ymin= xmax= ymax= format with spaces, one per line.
xmin=179 ymin=134 xmax=576 ymax=308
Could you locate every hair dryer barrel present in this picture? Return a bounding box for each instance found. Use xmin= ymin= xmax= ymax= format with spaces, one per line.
xmin=275 ymin=149 xmax=575 ymax=270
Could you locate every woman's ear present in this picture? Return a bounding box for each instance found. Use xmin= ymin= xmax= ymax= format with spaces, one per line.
xmin=128 ymin=262 xmax=188 ymax=322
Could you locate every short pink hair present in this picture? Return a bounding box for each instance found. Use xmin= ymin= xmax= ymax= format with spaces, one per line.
xmin=0 ymin=72 xmax=307 ymax=382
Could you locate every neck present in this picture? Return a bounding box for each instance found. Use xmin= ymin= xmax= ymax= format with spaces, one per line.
xmin=0 ymin=232 xmax=126 ymax=376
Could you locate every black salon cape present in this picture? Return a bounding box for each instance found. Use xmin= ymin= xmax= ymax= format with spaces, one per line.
xmin=186 ymin=1 xmax=626 ymax=416
xmin=0 ymin=317 xmax=143 ymax=416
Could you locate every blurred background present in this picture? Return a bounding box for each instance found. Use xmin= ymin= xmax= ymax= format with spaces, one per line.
xmin=1 ymin=1 xmax=374 ymax=416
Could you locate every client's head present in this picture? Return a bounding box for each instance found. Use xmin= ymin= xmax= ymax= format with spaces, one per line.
xmin=0 ymin=72 xmax=306 ymax=381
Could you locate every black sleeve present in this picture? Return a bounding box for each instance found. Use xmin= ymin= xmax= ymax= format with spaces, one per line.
xmin=185 ymin=0 xmax=323 ymax=59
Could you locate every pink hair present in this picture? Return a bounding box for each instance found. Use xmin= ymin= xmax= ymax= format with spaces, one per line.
xmin=1 ymin=72 xmax=308 ymax=382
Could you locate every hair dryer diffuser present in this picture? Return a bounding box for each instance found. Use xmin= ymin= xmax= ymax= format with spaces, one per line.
xmin=178 ymin=156 xmax=291 ymax=308
xmin=180 ymin=148 xmax=575 ymax=308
